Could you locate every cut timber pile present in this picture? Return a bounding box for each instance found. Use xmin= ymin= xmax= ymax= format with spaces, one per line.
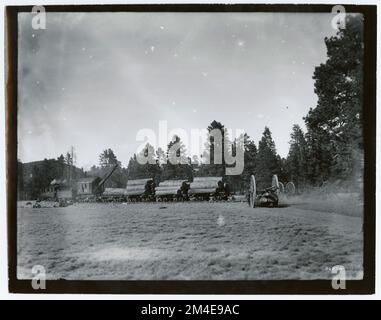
xmin=189 ymin=177 xmax=222 ymax=195
xmin=126 ymin=179 xmax=152 ymax=196
xmin=188 ymin=188 xmax=218 ymax=194
xmin=155 ymin=180 xmax=187 ymax=196
xmin=126 ymin=185 xmax=146 ymax=191
xmin=157 ymin=180 xmax=186 ymax=187
xmin=189 ymin=182 xmax=221 ymax=189
xmin=127 ymin=179 xmax=152 ymax=186
xmin=193 ymin=177 xmax=221 ymax=183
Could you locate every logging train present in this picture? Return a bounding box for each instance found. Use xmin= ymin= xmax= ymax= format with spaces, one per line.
xmin=39 ymin=163 xmax=295 ymax=206
xmin=125 ymin=176 xmax=230 ymax=202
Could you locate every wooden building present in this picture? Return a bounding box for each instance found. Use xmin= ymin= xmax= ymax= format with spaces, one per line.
xmin=76 ymin=177 xmax=103 ymax=197
xmin=41 ymin=178 xmax=72 ymax=200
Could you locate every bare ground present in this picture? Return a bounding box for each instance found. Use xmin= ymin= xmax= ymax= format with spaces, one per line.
xmin=17 ymin=201 xmax=363 ymax=280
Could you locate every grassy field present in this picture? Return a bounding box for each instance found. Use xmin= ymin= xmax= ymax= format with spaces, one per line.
xmin=17 ymin=200 xmax=363 ymax=280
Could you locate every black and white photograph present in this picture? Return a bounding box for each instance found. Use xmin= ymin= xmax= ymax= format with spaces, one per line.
xmin=4 ymin=4 xmax=376 ymax=295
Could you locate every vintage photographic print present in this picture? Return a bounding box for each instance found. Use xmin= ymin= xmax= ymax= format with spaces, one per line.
xmin=6 ymin=4 xmax=375 ymax=294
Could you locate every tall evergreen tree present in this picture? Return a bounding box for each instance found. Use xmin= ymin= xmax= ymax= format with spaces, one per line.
xmin=286 ymin=125 xmax=308 ymax=190
xmin=156 ymin=147 xmax=166 ymax=166
xmin=304 ymin=15 xmax=363 ymax=183
xmin=200 ymin=120 xmax=229 ymax=177
xmin=97 ymin=148 xmax=126 ymax=188
xmin=99 ymin=149 xmax=119 ymax=168
xmin=57 ymin=154 xmax=65 ymax=178
xmin=162 ymin=135 xmax=192 ymax=181
xmin=127 ymin=144 xmax=161 ymax=184
xmin=256 ymin=127 xmax=280 ymax=189
xmin=243 ymin=133 xmax=258 ymax=185
xmin=225 ymin=133 xmax=257 ymax=193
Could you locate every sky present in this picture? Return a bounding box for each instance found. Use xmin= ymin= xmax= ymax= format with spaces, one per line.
xmin=18 ymin=12 xmax=337 ymax=170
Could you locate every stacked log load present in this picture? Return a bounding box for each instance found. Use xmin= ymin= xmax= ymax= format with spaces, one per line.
xmin=101 ymin=188 xmax=127 ymax=202
xmin=103 ymin=188 xmax=127 ymax=196
xmin=126 ymin=179 xmax=155 ymax=200
xmin=155 ymin=180 xmax=189 ymax=198
xmin=189 ymin=177 xmax=222 ymax=195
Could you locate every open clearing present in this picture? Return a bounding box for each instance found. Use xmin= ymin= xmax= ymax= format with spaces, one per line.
xmin=17 ymin=201 xmax=363 ymax=280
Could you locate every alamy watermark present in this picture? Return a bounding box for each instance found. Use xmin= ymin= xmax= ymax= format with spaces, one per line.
xmin=328 ymin=265 xmax=346 ymax=290
xmin=31 ymin=265 xmax=46 ymax=290
xmin=135 ymin=121 xmax=245 ymax=175
xmin=331 ymin=5 xmax=346 ymax=30
xmin=31 ymin=6 xmax=46 ymax=30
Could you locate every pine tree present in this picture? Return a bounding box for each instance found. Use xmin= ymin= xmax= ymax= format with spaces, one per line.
xmin=57 ymin=154 xmax=65 ymax=178
xmin=99 ymin=149 xmax=119 ymax=168
xmin=286 ymin=125 xmax=308 ymax=190
xmin=97 ymin=149 xmax=126 ymax=188
xmin=200 ymin=120 xmax=229 ymax=177
xmin=162 ymin=135 xmax=192 ymax=181
xmin=226 ymin=133 xmax=258 ymax=193
xmin=256 ymin=127 xmax=280 ymax=189
xmin=305 ymin=15 xmax=363 ymax=183
xmin=156 ymin=147 xmax=166 ymax=166
xmin=127 ymin=144 xmax=161 ymax=184
xmin=243 ymin=133 xmax=258 ymax=190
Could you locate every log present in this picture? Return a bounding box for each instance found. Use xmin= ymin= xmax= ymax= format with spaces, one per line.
xmin=126 ymin=190 xmax=146 ymax=196
xmin=189 ymin=182 xmax=220 ymax=189
xmin=158 ymin=180 xmax=187 ymax=187
xmin=156 ymin=185 xmax=182 ymax=190
xmin=127 ymin=179 xmax=151 ymax=186
xmin=126 ymin=185 xmax=146 ymax=191
xmin=156 ymin=190 xmax=180 ymax=196
xmin=193 ymin=177 xmax=222 ymax=183
xmin=189 ymin=187 xmax=216 ymax=194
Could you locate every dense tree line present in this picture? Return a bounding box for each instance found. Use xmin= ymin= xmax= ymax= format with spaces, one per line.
xmin=284 ymin=15 xmax=363 ymax=191
xmin=125 ymin=122 xmax=281 ymax=193
xmin=18 ymin=153 xmax=84 ymax=200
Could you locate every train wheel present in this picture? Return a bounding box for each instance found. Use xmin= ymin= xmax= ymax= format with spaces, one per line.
xmin=285 ymin=182 xmax=296 ymax=195
xmin=272 ymin=174 xmax=280 ymax=196
xmin=249 ymin=175 xmax=256 ymax=208
xmin=278 ymin=182 xmax=285 ymax=194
